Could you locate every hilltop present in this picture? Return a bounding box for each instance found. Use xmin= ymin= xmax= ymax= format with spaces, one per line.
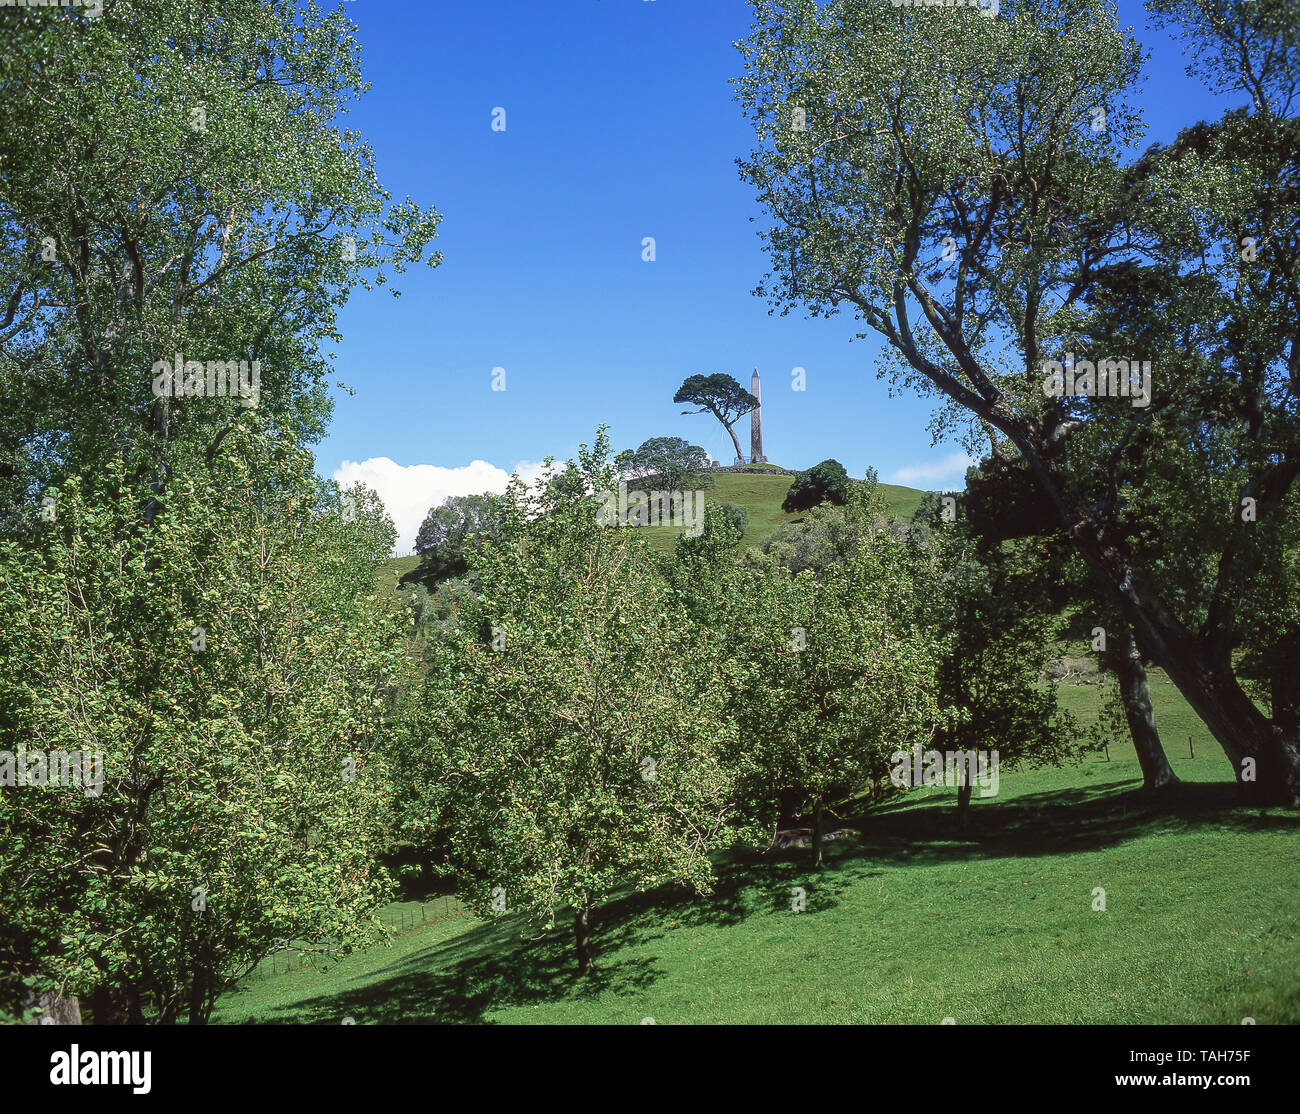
xmin=384 ymin=470 xmax=930 ymax=587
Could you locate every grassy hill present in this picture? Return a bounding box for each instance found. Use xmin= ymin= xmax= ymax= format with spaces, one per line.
xmin=212 ymin=681 xmax=1300 ymax=1025
xmin=637 ymin=471 xmax=927 ymax=552
xmin=383 ymin=473 xmax=930 ymax=587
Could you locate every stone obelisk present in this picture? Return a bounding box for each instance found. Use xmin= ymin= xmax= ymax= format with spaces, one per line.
xmin=750 ymin=367 xmax=767 ymax=464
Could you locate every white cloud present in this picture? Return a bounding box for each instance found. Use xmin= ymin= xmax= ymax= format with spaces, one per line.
xmin=886 ymin=452 xmax=975 ymax=488
xmin=331 ymin=457 xmax=548 ymax=556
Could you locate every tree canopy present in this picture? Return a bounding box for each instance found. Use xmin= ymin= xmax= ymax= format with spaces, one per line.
xmin=735 ymin=0 xmax=1300 ymax=804
xmin=673 ymin=373 xmax=759 ymax=465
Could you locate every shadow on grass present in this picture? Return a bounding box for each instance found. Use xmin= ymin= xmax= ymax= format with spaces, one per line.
xmin=230 ymin=777 xmax=1298 ymax=1024
xmin=857 ymin=779 xmax=1300 ymax=869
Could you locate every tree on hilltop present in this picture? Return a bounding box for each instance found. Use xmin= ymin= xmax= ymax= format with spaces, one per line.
xmin=615 ymin=436 xmax=714 ymax=492
xmin=673 ymin=374 xmax=758 ymax=465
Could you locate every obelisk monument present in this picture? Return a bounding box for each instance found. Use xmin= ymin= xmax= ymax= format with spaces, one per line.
xmin=750 ymin=367 xmax=766 ymax=464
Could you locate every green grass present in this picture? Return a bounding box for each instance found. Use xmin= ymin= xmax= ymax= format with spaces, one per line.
xmin=637 ymin=472 xmax=928 ymax=552
xmin=213 ymin=681 xmax=1300 ymax=1025
xmin=381 ymin=475 xmax=929 ymax=582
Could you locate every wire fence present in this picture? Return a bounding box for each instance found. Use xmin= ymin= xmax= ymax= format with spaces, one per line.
xmin=244 ymin=896 xmax=472 ymax=980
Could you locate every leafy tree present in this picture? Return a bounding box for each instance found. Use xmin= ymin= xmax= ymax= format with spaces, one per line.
xmin=0 ymin=0 xmax=441 ymax=526
xmin=735 ymin=0 xmax=1300 ymax=803
xmin=672 ymin=501 xmax=749 ymax=573
xmin=615 ymin=436 xmax=714 ymax=492
xmin=706 ymin=484 xmax=950 ymax=865
xmin=782 ymin=459 xmax=851 ymax=513
xmin=547 ymin=462 xmax=589 ymax=502
xmin=0 ymin=0 xmax=440 ymax=1019
xmin=397 ymin=432 xmax=741 ymax=973
xmin=713 ymin=501 xmax=749 ymax=537
xmin=673 ymin=373 xmax=759 ymax=465
xmin=764 ymin=503 xmax=866 ymax=576
xmin=912 ymin=506 xmax=1094 ymax=827
xmin=0 ymin=429 xmax=404 ymax=1023
xmin=410 ymin=492 xmax=508 ymax=586
xmin=957 ymin=462 xmax=1180 ymax=793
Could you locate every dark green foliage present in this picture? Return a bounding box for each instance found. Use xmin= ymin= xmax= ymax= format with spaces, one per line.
xmin=782 ymin=459 xmax=850 ymax=513
xmin=714 ymin=501 xmax=748 ymax=535
xmin=673 ymin=501 xmax=748 ymax=565
xmin=409 ymin=493 xmax=508 ymax=586
xmin=615 ymin=436 xmax=714 ymax=492
xmin=764 ymin=502 xmax=865 ymax=576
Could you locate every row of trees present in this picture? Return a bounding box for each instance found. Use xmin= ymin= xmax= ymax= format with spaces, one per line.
xmin=392 ymin=430 xmax=1085 ymax=971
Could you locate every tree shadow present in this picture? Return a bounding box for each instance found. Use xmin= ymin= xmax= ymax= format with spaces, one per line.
xmin=851 ymin=779 xmax=1300 ymax=870
xmin=230 ymin=777 xmax=1297 ymax=1024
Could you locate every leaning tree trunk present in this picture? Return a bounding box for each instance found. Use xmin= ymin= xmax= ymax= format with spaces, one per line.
xmin=1067 ymin=519 xmax=1300 ymax=806
xmin=724 ymin=421 xmax=746 ymax=466
xmin=1112 ymin=622 xmax=1179 ymax=792
xmin=988 ymin=420 xmax=1300 ymax=805
xmin=574 ymin=905 xmax=594 ymax=976
xmin=1116 ymin=587 xmax=1300 ymax=805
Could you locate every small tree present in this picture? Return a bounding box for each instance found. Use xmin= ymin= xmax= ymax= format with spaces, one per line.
xmin=763 ymin=503 xmax=865 ymax=576
xmin=615 ymin=436 xmax=714 ymax=492
xmin=0 ymin=429 xmax=403 ymax=1023
xmin=399 ymin=432 xmax=741 ymax=973
xmin=782 ymin=459 xmax=851 ymax=513
xmin=673 ymin=374 xmax=759 ymax=465
xmin=728 ymin=485 xmax=949 ymax=865
xmin=410 ymin=492 xmax=508 ymax=585
xmin=911 ymin=508 xmax=1093 ymax=828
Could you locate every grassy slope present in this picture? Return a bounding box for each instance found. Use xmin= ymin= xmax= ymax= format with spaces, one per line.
xmin=380 ymin=475 xmax=929 ymax=593
xmin=638 ymin=472 xmax=927 ymax=552
xmin=214 ymin=681 xmax=1300 ymax=1025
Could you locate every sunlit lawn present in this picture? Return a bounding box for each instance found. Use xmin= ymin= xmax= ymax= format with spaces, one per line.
xmin=215 ymin=682 xmax=1300 ymax=1025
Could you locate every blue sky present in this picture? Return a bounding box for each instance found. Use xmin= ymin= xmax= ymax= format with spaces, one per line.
xmin=315 ymin=0 xmax=1234 ymax=553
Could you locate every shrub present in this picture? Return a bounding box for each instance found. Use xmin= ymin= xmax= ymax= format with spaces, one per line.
xmin=782 ymin=459 xmax=851 ymax=513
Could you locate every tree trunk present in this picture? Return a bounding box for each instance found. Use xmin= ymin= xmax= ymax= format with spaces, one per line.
xmin=1112 ymin=622 xmax=1179 ymax=792
xmin=1271 ymin=626 xmax=1300 ymax=735
xmin=957 ymin=779 xmax=973 ymax=830
xmin=810 ymin=803 xmax=824 ymax=869
xmin=975 ymin=415 xmax=1300 ymax=806
xmin=88 ymin=985 xmax=143 ymax=1025
xmin=574 ymin=906 xmax=594 ymax=975
xmin=724 ymin=421 xmax=745 ymax=466
xmin=776 ymin=786 xmax=799 ymax=831
xmin=1068 ymin=521 xmax=1300 ymax=805
xmin=1118 ymin=588 xmax=1300 ymax=805
xmin=26 ymin=990 xmax=81 ymax=1025
xmin=187 ymin=969 xmax=209 ymax=1026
